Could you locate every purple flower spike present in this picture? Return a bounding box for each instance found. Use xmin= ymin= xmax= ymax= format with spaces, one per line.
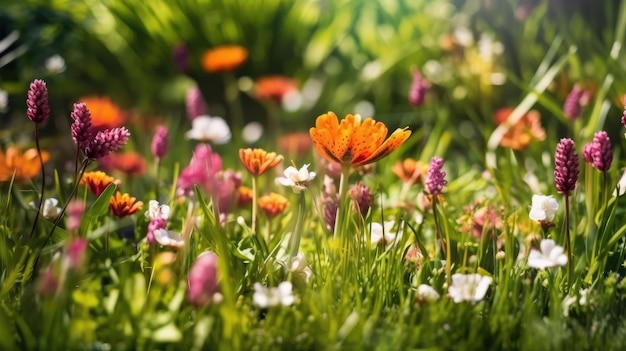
xmin=71 ymin=102 xmax=94 ymax=149
xmin=583 ymin=131 xmax=613 ymax=172
xmin=409 ymin=69 xmax=430 ymax=107
xmin=84 ymin=127 xmax=130 ymax=160
xmin=426 ymin=157 xmax=447 ymax=195
xmin=349 ymin=181 xmax=372 ymax=216
xmin=563 ymin=85 xmax=585 ymax=120
xmin=186 ymin=86 xmax=208 ymax=121
xmin=27 ymin=79 xmax=50 ymax=124
xmin=151 ymin=126 xmax=169 ymax=159
xmin=554 ymin=138 xmax=579 ymax=194
xmin=172 ymin=43 xmax=190 ymax=73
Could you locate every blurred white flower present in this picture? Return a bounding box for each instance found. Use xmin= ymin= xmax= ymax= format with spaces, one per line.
xmin=253 ymin=282 xmax=295 ymax=308
xmin=282 ymin=90 xmax=303 ymax=112
xmin=45 ymin=54 xmax=66 ymax=74
xmin=613 ymin=168 xmax=626 ymax=196
xmin=153 ymin=229 xmax=184 ymax=248
xmin=30 ymin=198 xmax=62 ymax=220
xmin=369 ymin=220 xmax=402 ymax=250
xmin=145 ymin=200 xmax=170 ymax=220
xmin=185 ymin=115 xmax=231 ymax=144
xmin=448 ymin=273 xmax=492 ymax=303
xmin=416 ymin=284 xmax=440 ymax=302
xmin=527 ymin=239 xmax=567 ymax=269
xmin=0 ymin=88 xmax=7 ymax=113
xmin=242 ymin=121 xmax=263 ymax=144
xmin=286 ymin=252 xmax=313 ymax=283
xmin=528 ymin=194 xmax=559 ymax=222
xmin=275 ymin=164 xmax=316 ymax=193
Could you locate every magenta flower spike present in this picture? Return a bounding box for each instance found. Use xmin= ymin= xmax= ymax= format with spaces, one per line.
xmin=349 ymin=181 xmax=372 ymax=216
xmin=186 ymin=86 xmax=208 ymax=121
xmin=408 ymin=69 xmax=430 ymax=107
xmin=26 ymin=79 xmax=50 ymax=124
xmin=554 ymin=138 xmax=579 ymax=194
xmin=188 ymin=251 xmax=220 ymax=307
xmin=563 ymin=84 xmax=585 ymax=120
xmin=71 ymin=102 xmax=94 ymax=149
xmin=151 ymin=125 xmax=169 ymax=159
xmin=426 ymin=157 xmax=447 ymax=195
xmin=84 ymin=127 xmax=130 ymax=160
xmin=583 ymin=131 xmax=613 ymax=172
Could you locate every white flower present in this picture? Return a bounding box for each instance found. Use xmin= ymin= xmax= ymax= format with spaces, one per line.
xmin=185 ymin=115 xmax=231 ymax=144
xmin=145 ymin=200 xmax=170 ymax=220
xmin=369 ymin=220 xmax=402 ymax=250
xmin=45 ymin=54 xmax=66 ymax=74
xmin=253 ymin=282 xmax=295 ymax=308
xmin=286 ymin=252 xmax=313 ymax=283
xmin=416 ymin=284 xmax=440 ymax=302
xmin=242 ymin=121 xmax=263 ymax=144
xmin=275 ymin=164 xmax=316 ymax=193
xmin=613 ymin=168 xmax=626 ymax=196
xmin=448 ymin=273 xmax=492 ymax=303
xmin=153 ymin=229 xmax=184 ymax=248
xmin=30 ymin=198 xmax=62 ymax=220
xmin=0 ymin=88 xmax=8 ymax=113
xmin=528 ymin=194 xmax=559 ymax=222
xmin=527 ymin=239 xmax=567 ymax=269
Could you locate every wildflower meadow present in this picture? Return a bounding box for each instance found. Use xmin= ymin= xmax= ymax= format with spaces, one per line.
xmin=3 ymin=0 xmax=626 ymax=350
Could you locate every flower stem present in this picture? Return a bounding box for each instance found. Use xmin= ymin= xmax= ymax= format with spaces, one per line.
xmin=224 ymin=72 xmax=244 ymax=143
xmin=333 ymin=165 xmax=351 ymax=240
xmin=251 ymin=175 xmax=259 ymax=237
xmin=565 ymin=193 xmax=572 ymax=290
xmin=29 ymin=125 xmax=45 ymax=240
xmin=154 ymin=157 xmax=161 ymax=201
xmin=289 ymin=192 xmax=307 ymax=260
xmin=432 ymin=195 xmax=451 ymax=288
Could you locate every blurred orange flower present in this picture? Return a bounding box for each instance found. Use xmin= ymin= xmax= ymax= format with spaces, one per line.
xmin=109 ymin=192 xmax=143 ymax=217
xmin=278 ymin=132 xmax=313 ymax=158
xmin=254 ymin=75 xmax=297 ymax=102
xmin=310 ymin=112 xmax=411 ymax=167
xmin=80 ymin=171 xmax=120 ymax=196
xmin=494 ymin=107 xmax=546 ymax=150
xmin=237 ymin=186 xmax=253 ymax=207
xmin=239 ymin=148 xmax=283 ymax=176
xmin=258 ymin=192 xmax=289 ymax=219
xmin=80 ymin=96 xmax=125 ymax=130
xmin=201 ymin=45 xmax=248 ymax=73
xmin=99 ymin=152 xmax=147 ymax=176
xmin=0 ymin=146 xmax=49 ymax=183
xmin=392 ymin=158 xmax=428 ymax=185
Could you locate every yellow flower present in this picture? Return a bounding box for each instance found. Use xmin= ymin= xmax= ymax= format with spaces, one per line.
xmin=0 ymin=146 xmax=49 ymax=183
xmin=309 ymin=112 xmax=411 ymax=166
xmin=239 ymin=148 xmax=283 ymax=176
xmin=201 ymin=45 xmax=248 ymax=73
xmin=258 ymin=192 xmax=289 ymax=219
xmin=109 ymin=192 xmax=143 ymax=218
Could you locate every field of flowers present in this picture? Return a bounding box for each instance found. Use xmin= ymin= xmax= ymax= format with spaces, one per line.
xmin=2 ymin=0 xmax=626 ymax=350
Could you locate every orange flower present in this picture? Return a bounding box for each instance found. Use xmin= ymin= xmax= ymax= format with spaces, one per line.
xmin=258 ymin=192 xmax=289 ymax=219
xmin=237 ymin=186 xmax=253 ymax=207
xmin=109 ymin=191 xmax=143 ymax=217
xmin=309 ymin=112 xmax=411 ymax=167
xmin=0 ymin=146 xmax=49 ymax=183
xmin=80 ymin=96 xmax=125 ymax=130
xmin=81 ymin=171 xmax=120 ymax=196
xmin=201 ymin=45 xmax=248 ymax=73
xmin=239 ymin=148 xmax=284 ymax=176
xmin=494 ymin=107 xmax=546 ymax=150
xmin=99 ymin=152 xmax=147 ymax=176
xmin=254 ymin=75 xmax=297 ymax=102
xmin=278 ymin=132 xmax=313 ymax=158
xmin=392 ymin=158 xmax=428 ymax=185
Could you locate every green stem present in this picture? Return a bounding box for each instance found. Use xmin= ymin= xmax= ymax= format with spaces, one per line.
xmin=565 ymin=193 xmax=572 ymax=291
xmin=29 ymin=125 xmax=45 ymax=240
xmin=333 ymin=165 xmax=351 ymax=240
xmin=154 ymin=157 xmax=161 ymax=201
xmin=289 ymin=192 xmax=307 ymax=260
xmin=251 ymin=175 xmax=259 ymax=237
xmin=224 ymin=72 xmax=245 ymax=144
xmin=432 ymin=195 xmax=451 ymax=287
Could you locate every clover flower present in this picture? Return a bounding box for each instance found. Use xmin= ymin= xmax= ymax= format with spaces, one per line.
xmin=583 ymin=131 xmax=612 ymax=172
xmin=275 ymin=164 xmax=316 ymax=193
xmin=309 ymin=112 xmax=411 ymax=166
xmin=554 ymin=138 xmax=579 ymax=194
xmin=527 ymin=239 xmax=568 ymax=269
xmin=448 ymin=273 xmax=492 ymax=303
xmin=253 ymin=282 xmax=295 ymax=308
xmin=426 ymin=157 xmax=447 ymax=195
xmin=188 ymin=252 xmax=220 ymax=307
xmin=70 ymin=102 xmax=94 ymax=149
xmin=528 ymin=194 xmax=559 ymax=223
xmin=84 ymin=127 xmax=131 ymax=160
xmin=26 ymin=79 xmax=50 ymax=124
xmin=151 ymin=126 xmax=169 ymax=159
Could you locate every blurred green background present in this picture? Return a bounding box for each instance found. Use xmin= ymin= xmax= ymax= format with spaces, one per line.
xmin=1 ymin=0 xmax=625 ymax=152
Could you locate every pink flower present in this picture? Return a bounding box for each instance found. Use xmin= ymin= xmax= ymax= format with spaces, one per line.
xmin=426 ymin=157 xmax=447 ymax=195
xmin=151 ymin=125 xmax=169 ymax=159
xmin=84 ymin=127 xmax=130 ymax=160
xmin=26 ymin=79 xmax=50 ymax=124
xmin=177 ymin=144 xmax=223 ymax=197
xmin=554 ymin=138 xmax=579 ymax=194
xmin=408 ymin=69 xmax=430 ymax=107
xmin=188 ymin=252 xmax=220 ymax=307
xmin=70 ymin=102 xmax=94 ymax=149
xmin=186 ymin=86 xmax=208 ymax=121
xmin=583 ymin=131 xmax=612 ymax=172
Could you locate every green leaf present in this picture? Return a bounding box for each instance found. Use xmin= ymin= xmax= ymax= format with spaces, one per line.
xmin=80 ymin=182 xmax=117 ymax=233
